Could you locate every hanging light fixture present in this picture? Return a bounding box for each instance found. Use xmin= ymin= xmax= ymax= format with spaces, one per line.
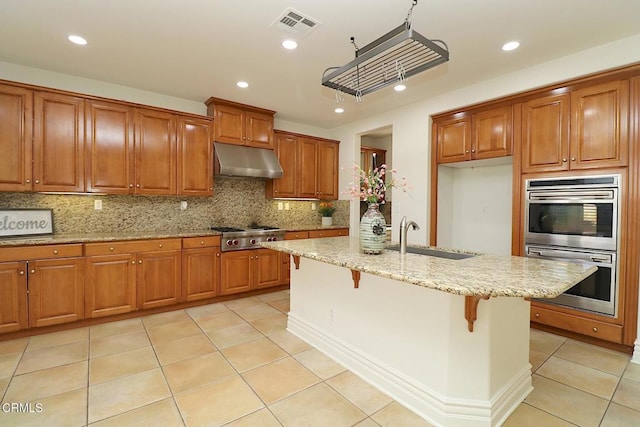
xmin=334 ymin=90 xmax=345 ymax=113
xmin=321 ymin=0 xmax=449 ymax=98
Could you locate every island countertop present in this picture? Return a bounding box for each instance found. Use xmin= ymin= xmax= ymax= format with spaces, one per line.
xmin=261 ymin=236 xmax=597 ymax=298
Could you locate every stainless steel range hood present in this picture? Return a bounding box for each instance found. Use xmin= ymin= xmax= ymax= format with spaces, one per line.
xmin=214 ymin=143 xmax=283 ymax=179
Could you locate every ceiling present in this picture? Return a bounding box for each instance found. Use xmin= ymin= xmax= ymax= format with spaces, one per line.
xmin=1 ymin=1 xmax=639 ymax=128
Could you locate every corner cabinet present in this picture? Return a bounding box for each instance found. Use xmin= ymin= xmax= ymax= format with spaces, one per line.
xmin=205 ymin=97 xmax=275 ymax=149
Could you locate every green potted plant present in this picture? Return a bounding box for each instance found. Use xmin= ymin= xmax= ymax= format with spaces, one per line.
xmin=318 ymin=201 xmax=337 ymax=226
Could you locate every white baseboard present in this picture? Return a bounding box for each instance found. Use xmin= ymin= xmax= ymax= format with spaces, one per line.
xmin=632 ymin=340 xmax=640 ymax=365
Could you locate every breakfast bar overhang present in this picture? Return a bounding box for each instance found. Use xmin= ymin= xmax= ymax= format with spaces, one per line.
xmin=262 ymin=236 xmax=596 ymax=427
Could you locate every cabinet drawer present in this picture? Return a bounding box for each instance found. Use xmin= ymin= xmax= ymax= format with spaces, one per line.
xmin=531 ymin=304 xmax=623 ymax=343
xmin=85 ymin=238 xmax=181 ymax=256
xmin=182 ymin=236 xmax=221 ymax=249
xmin=0 ymin=244 xmax=83 ymax=262
xmin=308 ymin=228 xmax=349 ymax=238
xmin=285 ymin=231 xmax=309 ymax=240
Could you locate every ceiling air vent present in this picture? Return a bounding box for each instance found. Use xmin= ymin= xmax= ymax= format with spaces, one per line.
xmin=272 ymin=8 xmax=320 ymax=38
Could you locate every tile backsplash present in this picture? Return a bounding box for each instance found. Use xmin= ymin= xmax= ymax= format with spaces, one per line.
xmin=0 ymin=178 xmax=349 ymax=234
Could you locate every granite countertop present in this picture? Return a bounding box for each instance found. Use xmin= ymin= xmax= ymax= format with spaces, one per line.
xmin=260 ymin=236 xmax=597 ymax=299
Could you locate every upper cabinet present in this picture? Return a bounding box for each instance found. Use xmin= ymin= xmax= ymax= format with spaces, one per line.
xmin=361 ymin=146 xmax=387 ymax=173
xmin=177 ymin=116 xmax=214 ymax=196
xmin=0 ymin=84 xmax=32 ymax=192
xmin=134 ymin=109 xmax=177 ymax=195
xmin=522 ymin=81 xmax=629 ymax=173
xmin=266 ymin=130 xmax=340 ymax=200
xmin=435 ymin=105 xmax=512 ymax=164
xmin=205 ymin=97 xmax=275 ymax=149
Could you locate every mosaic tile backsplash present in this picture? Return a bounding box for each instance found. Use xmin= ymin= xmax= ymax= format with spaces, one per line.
xmin=0 ymin=178 xmax=350 ymax=234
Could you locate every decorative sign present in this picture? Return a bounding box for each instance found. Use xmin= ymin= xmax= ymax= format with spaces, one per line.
xmin=0 ymin=209 xmax=54 ymax=238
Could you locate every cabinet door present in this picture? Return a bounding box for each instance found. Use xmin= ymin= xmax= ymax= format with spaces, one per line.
xmin=361 ymin=147 xmax=386 ymax=173
xmin=0 ymin=261 xmax=27 ymax=334
xmin=245 ymin=111 xmax=273 ymax=149
xmin=178 ymin=116 xmax=213 ymax=196
xmin=317 ymin=141 xmax=339 ymax=200
xmin=0 ymin=84 xmax=32 ymax=192
xmin=28 ymin=258 xmax=84 ymax=328
xmin=253 ymin=249 xmax=282 ymax=289
xmin=86 ymin=100 xmax=135 ymax=193
xmin=220 ymin=251 xmax=252 ymax=295
xmin=137 ymin=250 xmax=181 ymax=310
xmin=472 ymin=106 xmax=512 ymax=160
xmin=85 ymin=254 xmax=137 ymax=318
xmin=214 ymin=104 xmax=244 ymax=145
xmin=271 ymin=134 xmax=298 ymax=198
xmin=521 ymin=94 xmax=571 ymax=173
xmin=436 ymin=117 xmax=471 ymax=164
xmin=182 ymin=247 xmax=220 ymax=302
xmin=298 ymin=138 xmax=318 ymax=198
xmin=281 ymin=252 xmax=290 ymax=286
xmin=135 ymin=109 xmax=177 ymax=195
xmin=33 ymin=91 xmax=85 ymax=192
xmin=570 ymin=80 xmax=629 ymax=169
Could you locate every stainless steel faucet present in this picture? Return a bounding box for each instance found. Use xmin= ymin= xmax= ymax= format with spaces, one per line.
xmin=399 ymin=216 xmax=420 ymax=254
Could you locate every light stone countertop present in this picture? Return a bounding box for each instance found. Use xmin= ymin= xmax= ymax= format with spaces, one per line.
xmin=260 ymin=236 xmax=598 ymax=298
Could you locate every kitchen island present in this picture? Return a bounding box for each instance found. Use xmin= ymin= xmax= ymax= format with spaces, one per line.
xmin=261 ymin=236 xmax=596 ymax=427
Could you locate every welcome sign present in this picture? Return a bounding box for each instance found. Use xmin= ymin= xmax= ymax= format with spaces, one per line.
xmin=0 ymin=209 xmax=54 ymax=238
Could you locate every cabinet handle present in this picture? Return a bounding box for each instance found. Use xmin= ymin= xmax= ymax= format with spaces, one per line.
xmin=109 ymin=247 xmax=114 ymax=251
xmin=242 ymin=137 xmax=246 ymax=141
xmin=19 ymin=270 xmax=25 ymax=275
xmin=593 ymin=327 xmax=598 ymax=333
xmin=136 ymin=184 xmax=140 ymax=188
xmin=129 ymin=184 xmax=134 ymax=188
xmin=26 ymin=179 xmax=31 ymax=183
xmin=30 ymin=269 xmax=35 ymax=274
xmin=131 ymin=261 xmax=136 ymax=264
xmin=53 ymin=249 xmax=59 ymax=255
xmin=275 ymin=190 xmax=278 ymax=193
xmin=200 ymin=241 xmax=205 ymax=245
xmin=535 ymin=313 xmax=540 ymax=318
xmin=209 ymin=187 xmax=213 ymax=191
xmin=158 ymin=244 xmax=163 ymax=248
xmin=471 ymin=149 xmax=476 ymax=153
xmin=571 ymin=157 xmax=576 ymax=161
xmin=35 ymin=179 xmax=40 ymax=184
xmin=562 ymin=158 xmax=567 ymax=162
xmin=138 ymin=260 xmax=143 ymax=264
xmin=255 ymin=255 xmax=259 ymax=259
xmin=465 ymin=150 xmax=469 ymax=154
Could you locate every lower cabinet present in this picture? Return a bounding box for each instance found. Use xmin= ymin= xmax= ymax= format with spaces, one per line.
xmin=0 ymin=261 xmax=28 ymax=333
xmin=84 ymin=254 xmax=137 ymax=318
xmin=182 ymin=236 xmax=221 ymax=302
xmin=220 ymin=248 xmax=282 ymax=295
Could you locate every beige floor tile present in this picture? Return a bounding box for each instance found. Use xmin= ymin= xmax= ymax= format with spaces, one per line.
xmin=90 ymin=318 xmax=144 ymax=340
xmin=257 ymin=290 xmax=290 ymax=302
xmin=90 ymin=346 xmax=158 ymax=385
xmin=142 ymin=310 xmax=191 ymax=328
xmin=503 ymin=403 xmax=576 ymax=427
xmin=88 ymin=367 xmax=170 ymax=424
xmin=224 ymin=296 xmax=263 ymax=310
xmin=371 ymin=402 xmax=434 ymax=427
xmin=623 ymin=361 xmax=640 ymax=383
xmin=206 ymin=323 xmax=263 ymax=349
xmin=268 ymin=330 xmax=312 ymax=355
xmin=0 ymin=337 xmax=29 ymax=356
xmin=601 ymin=402 xmax=640 ymax=427
xmin=234 ymin=303 xmax=282 ymax=321
xmin=175 ymin=375 xmax=263 ymax=427
xmin=26 ymin=327 xmax=88 ymax=352
xmin=524 ymin=374 xmax=608 ymax=426
xmin=555 ymin=339 xmax=630 ymax=375
xmin=242 ymin=356 xmax=320 ymax=404
xmin=529 ymin=329 xmax=566 ymax=354
xmin=294 ymin=348 xmax=347 ymax=380
xmin=194 ymin=310 xmax=246 ymax=332
xmin=4 ymin=361 xmax=88 ymax=402
xmin=529 ymin=349 xmax=550 ymax=373
xmin=268 ymin=298 xmax=290 ymax=313
xmin=270 ymin=383 xmax=366 ymax=427
xmin=354 ymin=418 xmax=382 ymax=427
xmin=185 ymin=302 xmax=229 ymax=320
xmin=537 ymin=356 xmax=620 ymax=399
xmin=222 ymin=337 xmax=287 ymax=372
xmin=16 ymin=340 xmax=88 ymax=375
xmin=612 ymin=377 xmax=640 ymax=411
xmin=0 ymin=352 xmax=21 ymax=379
xmin=153 ymin=333 xmax=217 ymax=366
xmin=327 ymin=371 xmax=393 ymax=415
xmin=90 ymin=398 xmax=184 ymax=427
xmin=0 ymin=388 xmax=87 ymax=427
xmin=0 ymin=377 xmax=9 ymax=397
xmin=163 ymin=352 xmax=236 ymax=394
xmin=223 ymin=408 xmax=281 ymax=427
xmin=90 ymin=330 xmax=151 ymax=359
xmin=146 ymin=319 xmax=202 ymax=345
xmin=250 ymin=313 xmax=288 ymax=336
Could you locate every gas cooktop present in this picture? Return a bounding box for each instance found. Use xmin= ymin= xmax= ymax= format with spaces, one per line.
xmin=210 ymin=225 xmax=285 ymax=251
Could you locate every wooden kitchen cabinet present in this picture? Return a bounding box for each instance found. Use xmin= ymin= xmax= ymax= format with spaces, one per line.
xmin=0 ymin=83 xmax=32 ymax=192
xmin=298 ymin=137 xmax=318 ymax=198
xmin=268 ymin=132 xmax=298 ymax=198
xmin=135 ymin=108 xmax=177 ymax=195
xmin=253 ymin=249 xmax=282 ymax=289
xmin=361 ymin=146 xmax=387 ymax=173
xmin=435 ymin=116 xmax=471 ymax=164
xmin=308 ymin=228 xmax=349 ymax=238
xmin=182 ymin=237 xmax=221 ymax=302
xmin=178 ymin=116 xmax=214 ymax=196
xmin=317 ymin=140 xmax=339 ymax=199
xmin=85 ymin=254 xmax=137 ymax=318
xmin=205 ymin=97 xmax=275 ymax=149
xmin=220 ymin=248 xmax=282 ymax=295
xmin=137 ymin=248 xmax=182 ymax=310
xmin=0 ymin=261 xmax=27 ymax=334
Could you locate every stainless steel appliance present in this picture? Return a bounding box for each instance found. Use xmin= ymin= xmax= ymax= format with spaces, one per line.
xmin=210 ymin=225 xmax=285 ymax=251
xmin=524 ymin=174 xmax=621 ymax=316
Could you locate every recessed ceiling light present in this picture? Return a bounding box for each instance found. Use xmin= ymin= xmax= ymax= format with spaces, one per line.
xmin=236 ymin=81 xmax=249 ymax=88
xmin=282 ymin=40 xmax=298 ymax=50
xmin=334 ymin=107 xmax=345 ymax=114
xmin=394 ymin=84 xmax=407 ymax=92
xmin=502 ymin=41 xmax=520 ymax=51
xmin=68 ymin=35 xmax=87 ymax=45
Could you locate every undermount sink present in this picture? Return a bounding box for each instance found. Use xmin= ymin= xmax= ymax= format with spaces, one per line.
xmin=386 ymin=245 xmax=475 ymax=260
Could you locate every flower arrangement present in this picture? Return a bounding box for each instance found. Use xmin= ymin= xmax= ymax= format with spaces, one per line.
xmin=318 ymin=201 xmax=337 ymax=217
xmin=347 ymin=164 xmax=410 ymax=204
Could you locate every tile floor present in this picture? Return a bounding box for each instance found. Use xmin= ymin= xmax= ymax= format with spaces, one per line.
xmin=0 ymin=289 xmax=638 ymax=426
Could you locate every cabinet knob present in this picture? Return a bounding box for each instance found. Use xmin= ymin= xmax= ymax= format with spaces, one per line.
xmin=562 ymin=158 xmax=567 ymax=162
xmin=35 ymin=179 xmax=40 ymax=184
xmin=109 ymin=247 xmax=114 ymax=251
xmin=138 ymin=260 xmax=143 ymax=264
xmin=465 ymin=150 xmax=469 ymax=154
xmin=131 ymin=261 xmax=136 ymax=264
xmin=19 ymin=270 xmax=25 ymax=275
xmin=471 ymin=149 xmax=476 ymax=153
xmin=26 ymin=179 xmax=31 ymax=183
xmin=275 ymin=190 xmax=278 ymax=193
xmin=216 ymin=253 xmax=220 ymax=257
xmin=136 ymin=184 xmax=140 ymax=188
xmin=535 ymin=313 xmax=540 ymax=318
xmin=200 ymin=241 xmax=205 ymax=245
xmin=30 ymin=269 xmax=36 ymax=274
xmin=593 ymin=327 xmax=598 ymax=333
xmin=129 ymin=184 xmax=134 ymax=188
xmin=255 ymin=255 xmax=259 ymax=259
xmin=571 ymin=157 xmax=576 ymax=161
xmin=242 ymin=137 xmax=246 ymax=141
xmin=158 ymin=244 xmax=163 ymax=248
xmin=53 ymin=249 xmax=59 ymax=255
xmin=209 ymin=187 xmax=213 ymax=191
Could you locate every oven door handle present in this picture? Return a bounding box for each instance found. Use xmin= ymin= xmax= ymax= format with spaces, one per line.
xmin=528 ymin=190 xmax=615 ymax=201
xmin=527 ymin=247 xmax=612 ymax=263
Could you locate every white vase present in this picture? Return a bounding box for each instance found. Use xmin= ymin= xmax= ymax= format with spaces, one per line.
xmin=360 ymin=203 xmax=386 ymax=254
xmin=321 ymin=216 xmax=333 ymax=227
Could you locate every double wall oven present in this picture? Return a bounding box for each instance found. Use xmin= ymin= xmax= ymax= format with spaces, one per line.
xmin=524 ymin=174 xmax=620 ymax=316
